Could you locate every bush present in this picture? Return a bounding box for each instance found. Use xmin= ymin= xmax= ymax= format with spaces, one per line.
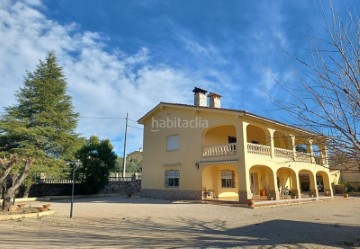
xmin=344 ymin=182 xmax=355 ymax=192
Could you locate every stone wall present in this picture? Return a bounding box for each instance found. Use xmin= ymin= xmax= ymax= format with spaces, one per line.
xmin=14 ymin=180 xmax=141 ymax=197
xmin=26 ymin=183 xmax=81 ymax=197
xmin=99 ymin=180 xmax=141 ymax=194
xmin=141 ymin=189 xmax=202 ymax=200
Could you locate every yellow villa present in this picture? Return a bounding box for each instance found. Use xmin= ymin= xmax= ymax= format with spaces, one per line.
xmin=138 ymin=87 xmax=333 ymax=203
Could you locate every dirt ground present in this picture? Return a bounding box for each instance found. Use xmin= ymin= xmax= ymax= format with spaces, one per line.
xmin=0 ymin=196 xmax=359 ymax=249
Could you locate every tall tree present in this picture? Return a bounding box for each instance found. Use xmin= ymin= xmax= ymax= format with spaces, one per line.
xmin=276 ymin=4 xmax=360 ymax=166
xmin=76 ymin=136 xmax=117 ymax=194
xmin=0 ymin=52 xmax=79 ymax=209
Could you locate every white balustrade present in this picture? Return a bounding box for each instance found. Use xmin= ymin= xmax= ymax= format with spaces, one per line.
xmin=296 ymin=152 xmax=312 ymax=163
xmin=202 ymin=143 xmax=237 ymax=157
xmin=247 ymin=143 xmax=271 ymax=156
xmin=274 ymin=148 xmax=293 ymax=159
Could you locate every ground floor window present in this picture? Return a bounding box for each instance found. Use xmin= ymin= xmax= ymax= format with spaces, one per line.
xmin=221 ymin=170 xmax=235 ymax=188
xmin=165 ymin=170 xmax=180 ymax=187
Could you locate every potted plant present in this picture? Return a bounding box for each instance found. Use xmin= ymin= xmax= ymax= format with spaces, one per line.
xmin=125 ymin=182 xmax=136 ymax=198
xmin=8 ymin=205 xmax=18 ymax=212
xmin=247 ymin=198 xmax=254 ymax=207
xmin=17 ymin=203 xmax=26 ymax=208
xmin=42 ymin=204 xmax=51 ymax=209
xmin=36 ymin=207 xmax=47 ymax=212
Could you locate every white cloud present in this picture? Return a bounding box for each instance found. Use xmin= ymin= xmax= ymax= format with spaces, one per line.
xmin=178 ymin=32 xmax=228 ymax=66
xmin=0 ymin=0 xmax=203 ymax=154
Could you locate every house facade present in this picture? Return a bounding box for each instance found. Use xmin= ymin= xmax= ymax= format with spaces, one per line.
xmin=330 ymin=161 xmax=360 ymax=190
xmin=138 ymin=87 xmax=333 ymax=203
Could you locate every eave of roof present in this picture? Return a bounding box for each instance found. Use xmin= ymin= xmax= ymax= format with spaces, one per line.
xmin=137 ymin=102 xmax=319 ymax=136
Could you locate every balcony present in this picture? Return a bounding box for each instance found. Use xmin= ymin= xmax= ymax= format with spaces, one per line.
xmin=202 ymin=143 xmax=237 ymax=157
xmin=274 ymin=148 xmax=293 ymax=159
xmin=247 ymin=143 xmax=318 ymax=164
xmin=295 ymin=152 xmax=312 ymax=163
xmin=247 ymin=143 xmax=270 ymax=156
xmin=201 ymin=142 xmax=323 ymax=165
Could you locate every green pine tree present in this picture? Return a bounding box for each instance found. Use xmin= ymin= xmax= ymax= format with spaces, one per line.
xmin=0 ymin=52 xmax=80 ymax=208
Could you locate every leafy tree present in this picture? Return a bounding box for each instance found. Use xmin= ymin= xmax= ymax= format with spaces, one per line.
xmin=0 ymin=52 xmax=79 ymax=209
xmin=114 ymin=157 xmax=142 ymax=175
xmin=76 ymin=136 xmax=117 ymax=194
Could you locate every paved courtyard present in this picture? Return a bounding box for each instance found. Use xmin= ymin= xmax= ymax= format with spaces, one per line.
xmin=0 ymin=196 xmax=359 ymax=248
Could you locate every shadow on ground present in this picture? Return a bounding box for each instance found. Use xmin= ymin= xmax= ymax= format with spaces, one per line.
xmin=1 ymin=216 xmax=359 ymax=248
xmin=49 ymin=195 xmax=183 ymax=205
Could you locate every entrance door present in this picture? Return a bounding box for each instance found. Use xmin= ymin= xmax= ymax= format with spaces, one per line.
xmin=250 ymin=173 xmax=258 ymax=194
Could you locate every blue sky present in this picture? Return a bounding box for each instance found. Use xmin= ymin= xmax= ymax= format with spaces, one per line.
xmin=0 ymin=0 xmax=359 ymax=155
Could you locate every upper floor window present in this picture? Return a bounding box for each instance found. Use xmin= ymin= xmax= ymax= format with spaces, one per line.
xmin=228 ymin=136 xmax=237 ymax=143
xmin=221 ymin=170 xmax=235 ymax=188
xmin=167 ymin=135 xmax=179 ymax=151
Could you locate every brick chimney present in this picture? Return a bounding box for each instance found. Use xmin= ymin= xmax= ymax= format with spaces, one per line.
xmin=208 ymin=92 xmax=221 ymax=108
xmin=193 ymin=87 xmax=208 ymax=107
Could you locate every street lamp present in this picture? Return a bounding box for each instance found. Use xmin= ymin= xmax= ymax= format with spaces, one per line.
xmin=70 ymin=159 xmax=80 ymax=218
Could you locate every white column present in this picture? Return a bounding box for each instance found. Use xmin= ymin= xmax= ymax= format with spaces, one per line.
xmin=272 ymin=170 xmax=280 ymax=200
xmin=290 ymin=134 xmax=296 ymax=160
xmin=321 ymin=145 xmax=329 ymax=166
xmin=267 ymin=128 xmax=275 ymax=158
xmin=237 ymin=120 xmax=250 ymax=203
xmin=308 ymin=139 xmax=314 ymax=163
xmin=295 ymin=172 xmax=301 ymax=199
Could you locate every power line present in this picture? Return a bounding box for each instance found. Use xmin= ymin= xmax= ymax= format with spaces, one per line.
xmin=79 ymin=116 xmax=127 ymax=120
xmin=128 ymin=125 xmax=143 ymax=130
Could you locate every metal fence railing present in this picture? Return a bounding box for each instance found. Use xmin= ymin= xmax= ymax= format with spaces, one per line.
xmin=35 ymin=175 xmax=141 ymax=184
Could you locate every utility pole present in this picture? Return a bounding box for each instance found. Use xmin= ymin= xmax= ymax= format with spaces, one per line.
xmin=122 ymin=113 xmax=128 ymax=177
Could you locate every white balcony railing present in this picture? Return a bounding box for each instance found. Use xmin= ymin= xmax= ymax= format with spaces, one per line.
xmin=202 ymin=143 xmax=237 ymax=157
xmin=202 ymin=142 xmax=322 ymax=165
xmin=296 ymin=152 xmax=312 ymax=163
xmin=274 ymin=148 xmax=293 ymax=159
xmin=247 ymin=143 xmax=270 ymax=156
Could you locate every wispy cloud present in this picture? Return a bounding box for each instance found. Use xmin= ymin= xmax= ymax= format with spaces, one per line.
xmin=0 ymin=0 xmax=201 ymax=153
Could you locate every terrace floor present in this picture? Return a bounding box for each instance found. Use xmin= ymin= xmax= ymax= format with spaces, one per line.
xmin=0 ymin=195 xmax=359 ymax=248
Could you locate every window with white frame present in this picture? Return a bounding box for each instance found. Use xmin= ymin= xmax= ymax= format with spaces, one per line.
xmin=166 ymin=135 xmax=179 ymax=151
xmin=165 ymin=170 xmax=180 ymax=187
xmin=221 ymin=170 xmax=235 ymax=188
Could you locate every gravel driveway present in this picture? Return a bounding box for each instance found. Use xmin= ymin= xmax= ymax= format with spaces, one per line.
xmin=0 ymin=196 xmax=359 ymax=248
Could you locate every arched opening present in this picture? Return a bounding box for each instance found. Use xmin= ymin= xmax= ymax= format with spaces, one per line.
xmin=299 ymin=170 xmax=317 ymax=198
xmin=249 ymin=165 xmax=276 ymax=199
xmin=202 ymin=164 xmax=238 ymax=199
xmin=316 ymin=171 xmax=331 ymax=196
xmin=295 ymin=137 xmax=312 ymax=163
xmin=247 ymin=125 xmax=267 ymax=145
xmin=274 ymin=131 xmax=291 ymax=150
xmin=203 ymin=125 xmax=236 ymax=145
xmin=202 ymin=125 xmax=237 ymax=157
xmin=274 ymin=131 xmax=293 ymax=159
xmin=247 ymin=125 xmax=270 ymax=156
xmin=276 ymin=168 xmax=298 ymax=199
